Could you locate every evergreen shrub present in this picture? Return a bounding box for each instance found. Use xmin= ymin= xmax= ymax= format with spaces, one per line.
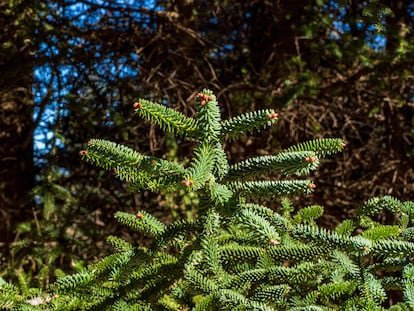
xmin=2 ymin=90 xmax=414 ymax=310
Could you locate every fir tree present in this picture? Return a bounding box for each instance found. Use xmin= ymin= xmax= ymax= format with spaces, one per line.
xmin=2 ymin=90 xmax=414 ymax=310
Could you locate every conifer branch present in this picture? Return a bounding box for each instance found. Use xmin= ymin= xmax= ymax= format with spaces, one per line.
xmin=107 ymin=235 xmax=133 ymax=252
xmin=293 ymin=225 xmax=372 ymax=255
xmin=184 ymin=264 xmax=219 ymax=294
xmin=82 ymin=138 xmax=186 ymax=191
xmin=114 ymin=211 xmax=164 ymax=237
xmin=227 ymin=151 xmax=319 ymax=180
xmin=213 ymin=143 xmax=229 ymax=179
xmin=227 ymin=268 xmax=268 ymax=291
xmin=193 ymin=292 xmax=217 ymax=310
xmin=219 ymin=245 xmax=265 ymax=264
xmin=268 ymin=245 xmax=329 ymax=262
xmin=153 ymin=219 xmax=198 ymax=248
xmin=403 ymin=264 xmax=414 ymax=307
xmin=134 ymin=99 xmax=199 ymax=137
xmin=360 ymin=225 xmax=400 ymax=241
xmin=184 ymin=141 xmax=216 ymax=190
xmin=371 ymin=240 xmax=414 ymax=258
xmin=220 ymin=109 xmax=278 ymax=139
xmin=284 ymin=138 xmax=345 ymax=156
xmin=330 ymin=250 xmax=361 ymax=279
xmin=195 ymin=89 xmax=221 ymax=141
xmin=357 ymin=196 xmax=404 ymax=217
xmin=318 ymin=281 xmax=357 ymax=301
xmin=81 ymin=138 xmax=144 ymax=170
xmin=250 ymin=284 xmax=290 ymax=305
xmin=292 ymin=205 xmax=324 ymax=225
xmin=267 ymin=262 xmax=320 ymax=285
xmin=236 ymin=208 xmax=281 ymax=245
xmin=228 ymin=180 xmax=315 ymax=198
xmin=401 ymin=227 xmax=414 ymax=242
xmin=201 ymin=236 xmax=227 ymax=279
xmin=208 ymin=182 xmax=233 ymax=205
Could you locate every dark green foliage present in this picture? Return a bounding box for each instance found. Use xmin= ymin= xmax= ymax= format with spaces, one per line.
xmin=4 ymin=89 xmax=413 ymax=310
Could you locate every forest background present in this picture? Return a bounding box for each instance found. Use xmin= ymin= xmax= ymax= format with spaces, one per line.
xmin=0 ymin=0 xmax=413 ymax=285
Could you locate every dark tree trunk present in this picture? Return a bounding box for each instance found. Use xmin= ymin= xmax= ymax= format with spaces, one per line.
xmin=0 ymin=83 xmax=34 ymax=243
xmin=0 ymin=1 xmax=35 ymax=245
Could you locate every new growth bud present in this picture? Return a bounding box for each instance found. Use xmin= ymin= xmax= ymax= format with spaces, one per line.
xmin=79 ymin=150 xmax=88 ymax=156
xmin=133 ymin=102 xmax=142 ymax=109
xmin=135 ymin=212 xmax=144 ymax=219
xmin=197 ymin=92 xmax=213 ymax=106
xmin=305 ymin=156 xmax=318 ymax=163
xmin=269 ymin=239 xmax=280 ymax=246
xmin=181 ymin=179 xmax=194 ymax=187
xmin=267 ymin=112 xmax=279 ymax=120
xmin=308 ymin=182 xmax=316 ymax=189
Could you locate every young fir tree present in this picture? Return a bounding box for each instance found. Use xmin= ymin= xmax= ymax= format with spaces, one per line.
xmin=2 ymin=90 xmax=414 ymax=310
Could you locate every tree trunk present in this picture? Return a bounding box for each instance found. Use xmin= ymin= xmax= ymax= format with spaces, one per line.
xmin=0 ymin=1 xmax=35 ymax=245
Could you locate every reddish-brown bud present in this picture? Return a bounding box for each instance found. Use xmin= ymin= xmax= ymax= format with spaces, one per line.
xmin=269 ymin=239 xmax=280 ymax=246
xmin=267 ymin=112 xmax=279 ymax=120
xmin=87 ymin=141 xmax=92 ymax=145
xmin=308 ymin=182 xmax=316 ymax=189
xmin=150 ymin=159 xmax=157 ymax=166
xmin=181 ymin=179 xmax=194 ymax=187
xmin=133 ymin=102 xmax=142 ymax=109
xmin=135 ymin=212 xmax=144 ymax=219
xmin=79 ymin=150 xmax=88 ymax=156
xmin=305 ymin=156 xmax=318 ymax=163
xmin=197 ymin=92 xmax=213 ymax=105
xmin=341 ymin=141 xmax=347 ymax=148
